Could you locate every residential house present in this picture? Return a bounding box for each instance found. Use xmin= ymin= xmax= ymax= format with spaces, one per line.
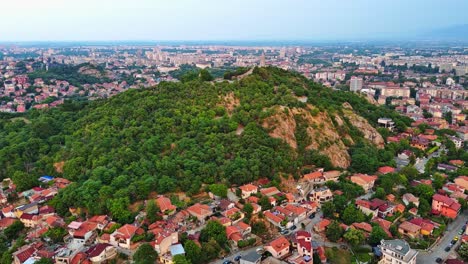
xmin=309 ymin=187 xmax=333 ymax=204
xmin=303 ymin=171 xmax=325 ymax=184
xmin=314 ymin=219 xmax=331 ymax=233
xmin=88 ymin=215 xmax=110 ymax=231
xmin=19 ymin=213 xmax=41 ymax=228
xmin=323 ymin=170 xmax=341 ymax=182
xmin=398 ymin=221 xmax=421 ymax=239
xmin=378 ymin=239 xmax=418 ymax=264
xmin=85 ymin=243 xmax=117 ymax=264
xmin=295 ymin=231 xmax=313 ymax=257
xmin=431 ymin=194 xmax=461 ymax=219
xmin=218 ymin=199 xmax=235 ymax=211
xmin=454 ymin=176 xmax=468 ymax=190
xmin=352 ymin=222 xmax=372 ymax=234
xmin=68 ymin=221 xmax=98 ymax=245
xmin=265 ymin=236 xmax=290 ymax=259
xmin=378 ymin=166 xmax=396 ymax=175
xmin=402 ymin=193 xmax=420 ymax=207
xmin=109 ymin=224 xmax=144 ymax=249
xmin=154 ymin=231 xmax=178 ymax=255
xmin=239 ymin=184 xmax=258 ymax=199
xmin=350 ymin=174 xmax=378 ymax=193
xmin=223 ymin=207 xmax=244 ymax=224
xmin=156 ymin=196 xmax=177 ymax=215
xmin=264 ymin=211 xmax=288 ymax=228
xmin=13 ymin=244 xmax=38 ymax=264
xmin=356 ymin=200 xmax=378 ymax=219
xmin=240 ymin=250 xmax=261 ymax=264
xmin=186 ymin=203 xmax=213 ymax=222
xmin=408 ymin=218 xmax=435 ymax=236
xmin=260 ymin=187 xmax=281 ymax=197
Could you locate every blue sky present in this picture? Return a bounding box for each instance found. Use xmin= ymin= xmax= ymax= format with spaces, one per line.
xmin=1 ymin=0 xmax=467 ymax=41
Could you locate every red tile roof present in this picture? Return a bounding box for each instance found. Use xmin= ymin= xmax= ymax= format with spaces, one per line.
xmin=156 ymin=196 xmax=176 ymax=212
xmin=269 ymin=236 xmax=290 ymax=253
xmin=86 ymin=243 xmax=112 ymax=258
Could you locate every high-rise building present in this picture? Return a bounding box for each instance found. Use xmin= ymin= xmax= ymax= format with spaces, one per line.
xmin=350 ymin=76 xmax=363 ymax=92
xmin=378 ymin=239 xmax=418 ymax=264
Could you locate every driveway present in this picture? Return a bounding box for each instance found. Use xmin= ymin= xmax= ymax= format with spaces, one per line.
xmin=416 ymin=210 xmax=467 ymax=264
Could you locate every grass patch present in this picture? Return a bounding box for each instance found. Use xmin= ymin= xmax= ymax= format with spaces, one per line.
xmin=325 ymin=247 xmax=351 ymax=264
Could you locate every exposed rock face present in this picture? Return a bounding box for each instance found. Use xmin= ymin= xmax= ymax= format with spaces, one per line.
xmin=261 ymin=103 xmax=384 ymax=168
xmin=342 ymin=103 xmax=385 ymax=148
xmin=219 ymin=92 xmax=240 ymax=116
xmin=262 ymin=106 xmax=297 ymax=149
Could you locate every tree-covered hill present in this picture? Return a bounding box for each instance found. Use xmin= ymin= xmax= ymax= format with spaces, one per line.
xmin=0 ymin=67 xmax=411 ymax=220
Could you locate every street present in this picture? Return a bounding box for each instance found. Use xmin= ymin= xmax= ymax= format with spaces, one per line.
xmin=416 ymin=210 xmax=467 ymax=264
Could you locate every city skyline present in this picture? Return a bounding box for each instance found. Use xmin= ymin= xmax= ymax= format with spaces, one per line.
xmin=1 ymin=0 xmax=468 ymax=42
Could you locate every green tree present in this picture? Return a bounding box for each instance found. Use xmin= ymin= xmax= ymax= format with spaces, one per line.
xmin=42 ymin=227 xmax=67 ymax=243
xmin=200 ymin=220 xmax=227 ymax=247
xmin=459 ymin=243 xmax=468 ymax=261
xmin=374 ymin=187 xmax=386 ymax=199
xmin=146 ymin=199 xmax=160 ymax=223
xmin=414 ymin=184 xmax=434 ymax=201
xmin=259 ymin=196 xmax=272 ymax=211
xmin=12 ymin=171 xmax=39 ymax=192
xmin=341 ymin=204 xmax=365 ymax=225
xmin=418 ymin=198 xmax=431 ymax=217
xmin=368 ymin=225 xmax=389 ymax=245
xmin=133 ymin=243 xmax=158 ymax=264
xmin=107 ymin=197 xmax=133 ymax=224
xmin=0 ymin=252 xmax=12 ymax=264
xmin=4 ymin=220 xmax=24 ymax=240
xmin=322 ymin=201 xmax=336 ymax=219
xmin=173 ymin=254 xmax=191 ymax=264
xmin=251 ymin=221 xmax=267 ymax=236
xmin=209 ymin=184 xmax=228 ymax=198
xmin=243 ymin=203 xmax=254 ymax=219
xmin=200 ymin=69 xmax=214 ymax=82
xmin=184 ymin=240 xmax=202 ymax=264
xmin=343 ymin=228 xmax=365 ymax=247
xmin=326 ymin=221 xmax=344 ymax=242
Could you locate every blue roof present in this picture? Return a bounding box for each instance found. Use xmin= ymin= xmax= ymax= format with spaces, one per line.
xmin=39 ymin=175 xmax=54 ymax=182
xmin=170 ymin=244 xmax=185 ymax=256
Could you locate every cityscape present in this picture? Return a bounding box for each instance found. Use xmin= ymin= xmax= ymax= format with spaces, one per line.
xmin=0 ymin=1 xmax=467 ymax=264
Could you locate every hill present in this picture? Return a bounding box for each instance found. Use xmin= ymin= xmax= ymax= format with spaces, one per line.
xmin=419 ymin=24 xmax=468 ymax=41
xmin=0 ymin=67 xmax=411 ymax=221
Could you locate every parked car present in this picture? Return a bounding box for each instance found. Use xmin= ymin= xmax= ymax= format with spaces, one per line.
xmin=436 ymin=258 xmax=442 ymax=263
xmin=309 ymin=213 xmax=316 ymax=219
xmin=290 ymin=225 xmax=297 ymax=230
xmin=256 ymin=247 xmax=264 ymax=253
xmin=223 ymin=261 xmax=233 ymax=264
xmin=445 ymin=246 xmax=451 ymax=252
xmin=234 ymin=255 xmax=242 ymax=261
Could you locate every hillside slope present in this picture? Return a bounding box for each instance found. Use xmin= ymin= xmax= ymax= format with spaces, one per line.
xmin=0 ymin=67 xmax=410 ymax=218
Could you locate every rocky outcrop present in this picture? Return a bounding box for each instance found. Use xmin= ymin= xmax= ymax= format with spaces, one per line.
xmin=342 ymin=103 xmax=385 ymax=148
xmin=261 ymin=102 xmax=384 ymax=168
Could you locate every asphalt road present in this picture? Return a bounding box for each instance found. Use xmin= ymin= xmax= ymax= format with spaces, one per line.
xmin=416 ymin=210 xmax=467 ymax=264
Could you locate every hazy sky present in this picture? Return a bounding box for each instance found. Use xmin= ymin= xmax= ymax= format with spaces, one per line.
xmin=1 ymin=0 xmax=467 ymax=41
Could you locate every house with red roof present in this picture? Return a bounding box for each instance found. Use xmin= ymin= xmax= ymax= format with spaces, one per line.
xmin=303 ymin=171 xmax=325 ymax=183
xmin=187 ymin=203 xmax=213 ymax=223
xmin=13 ymin=243 xmax=41 ymax=264
xmin=377 ymin=166 xmax=395 ymax=175
xmin=0 ymin=218 xmax=17 ymax=230
xmin=68 ymin=221 xmax=98 ymax=245
xmin=409 ymin=218 xmax=435 ymax=236
xmin=372 ymin=218 xmax=392 ymax=238
xmin=88 ymin=215 xmax=110 ymax=230
xmin=355 ymin=199 xmax=378 ymax=219
xmin=350 ymin=174 xmax=378 ymax=193
xmin=239 ymin=184 xmax=258 ymax=199
xmin=454 ymin=176 xmax=468 ymax=190
xmin=19 ymin=213 xmax=41 ymax=228
xmin=109 ymin=224 xmax=144 ymax=249
xmin=156 ymin=196 xmax=177 ymax=214
xmin=260 ymin=186 xmax=281 ymax=197
xmin=86 ymin=243 xmax=117 ymax=263
xmin=264 ymin=211 xmax=286 ymax=228
xmin=314 ymin=219 xmax=331 ymax=233
xmin=431 ymin=194 xmax=461 ymax=219
xmin=153 ymin=231 xmax=178 ymax=255
xmin=265 ymin=236 xmax=290 ymax=259
xmin=398 ymin=221 xmax=421 ymax=239
xmin=295 ymin=231 xmax=313 ymax=257
xmin=223 ymin=207 xmax=244 ymax=224
xmin=352 ymin=222 xmax=372 ymax=234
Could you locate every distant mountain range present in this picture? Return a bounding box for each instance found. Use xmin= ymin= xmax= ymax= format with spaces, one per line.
xmin=418 ymin=24 xmax=468 ymax=41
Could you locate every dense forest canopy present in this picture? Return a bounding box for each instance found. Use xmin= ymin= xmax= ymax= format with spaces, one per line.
xmin=0 ymin=67 xmax=411 ymax=219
